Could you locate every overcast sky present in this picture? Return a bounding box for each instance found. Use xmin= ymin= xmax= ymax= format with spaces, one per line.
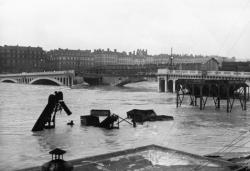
xmin=0 ymin=0 xmax=249 ymax=60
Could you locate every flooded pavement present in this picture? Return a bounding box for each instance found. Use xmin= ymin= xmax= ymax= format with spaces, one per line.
xmin=0 ymin=81 xmax=250 ymax=170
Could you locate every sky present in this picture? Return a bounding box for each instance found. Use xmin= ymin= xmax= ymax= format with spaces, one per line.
xmin=0 ymin=0 xmax=250 ymax=60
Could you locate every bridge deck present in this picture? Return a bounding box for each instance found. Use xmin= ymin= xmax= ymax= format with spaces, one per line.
xmin=0 ymin=70 xmax=74 ymax=77
xmin=158 ymin=69 xmax=250 ymax=80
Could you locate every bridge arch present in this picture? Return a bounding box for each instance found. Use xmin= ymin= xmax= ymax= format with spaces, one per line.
xmin=30 ymin=77 xmax=63 ymax=86
xmin=0 ymin=78 xmax=18 ymax=83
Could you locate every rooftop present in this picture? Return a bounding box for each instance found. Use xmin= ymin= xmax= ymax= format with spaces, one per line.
xmin=49 ymin=148 xmax=66 ymax=155
xmin=18 ymin=144 xmax=241 ymax=171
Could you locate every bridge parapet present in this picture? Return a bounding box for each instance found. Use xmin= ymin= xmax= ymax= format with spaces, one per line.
xmin=158 ymin=69 xmax=250 ymax=79
xmin=158 ymin=69 xmax=201 ymax=76
xmin=0 ymin=70 xmax=75 ymax=86
xmin=0 ymin=70 xmax=75 ymax=77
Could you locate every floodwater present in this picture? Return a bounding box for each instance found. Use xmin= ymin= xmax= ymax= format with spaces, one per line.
xmin=0 ymin=81 xmax=250 ymax=170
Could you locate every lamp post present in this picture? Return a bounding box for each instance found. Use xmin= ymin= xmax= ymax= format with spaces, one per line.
xmin=170 ymin=56 xmax=173 ymax=69
xmin=170 ymin=47 xmax=174 ymax=70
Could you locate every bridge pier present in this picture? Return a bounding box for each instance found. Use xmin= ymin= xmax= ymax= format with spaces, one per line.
xmin=199 ymin=85 xmax=203 ymax=110
xmin=170 ymin=79 xmax=176 ymax=93
xmin=158 ymin=76 xmax=176 ymax=93
xmin=158 ymin=77 xmax=165 ymax=92
xmin=244 ymin=86 xmax=247 ymax=110
xmin=165 ymin=77 xmax=168 ymax=93
xmin=217 ymin=84 xmax=221 ymax=109
xmin=226 ymin=85 xmax=230 ymax=113
xmin=167 ymin=80 xmax=173 ymax=92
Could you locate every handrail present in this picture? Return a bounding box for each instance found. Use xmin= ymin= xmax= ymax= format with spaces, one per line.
xmin=157 ymin=69 xmax=250 ymax=78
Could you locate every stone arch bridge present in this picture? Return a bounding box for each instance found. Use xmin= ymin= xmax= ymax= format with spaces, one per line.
xmin=0 ymin=70 xmax=75 ymax=86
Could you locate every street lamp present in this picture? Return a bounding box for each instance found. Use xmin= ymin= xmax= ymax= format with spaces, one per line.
xmin=170 ymin=47 xmax=174 ymax=70
xmin=170 ymin=56 xmax=174 ymax=70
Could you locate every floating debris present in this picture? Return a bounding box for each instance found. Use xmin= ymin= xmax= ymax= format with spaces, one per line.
xmin=67 ymin=120 xmax=74 ymax=126
xmin=81 ymin=109 xmax=135 ymax=129
xmin=127 ymin=109 xmax=174 ymax=123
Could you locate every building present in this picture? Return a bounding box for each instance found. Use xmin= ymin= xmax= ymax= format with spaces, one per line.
xmin=93 ymin=49 xmax=151 ymax=66
xmin=201 ymin=58 xmax=219 ymax=71
xmin=220 ymin=61 xmax=250 ymax=72
xmin=176 ymin=58 xmax=219 ymax=71
xmin=93 ymin=49 xmax=119 ymax=66
xmin=0 ymin=45 xmax=47 ymax=73
xmin=47 ymin=48 xmax=93 ymax=72
xmin=0 ymin=44 xmax=236 ymax=74
xmin=150 ymin=54 xmax=170 ymax=65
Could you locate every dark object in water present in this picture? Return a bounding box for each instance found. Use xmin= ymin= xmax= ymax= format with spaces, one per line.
xmin=127 ymin=109 xmax=156 ymax=123
xmin=127 ymin=109 xmax=173 ymax=123
xmin=81 ymin=109 xmax=135 ymax=129
xmin=80 ymin=113 xmax=119 ymax=129
xmin=90 ymin=109 xmax=111 ymax=117
xmin=147 ymin=115 xmax=174 ymax=121
xmin=80 ymin=115 xmax=100 ymax=126
xmin=67 ymin=120 xmax=74 ymax=126
xmin=32 ymin=91 xmax=72 ymax=132
xmin=99 ymin=114 xmax=119 ymax=129
xmin=81 ymin=109 xmax=112 ymax=127
xmin=60 ymin=101 xmax=72 ymax=116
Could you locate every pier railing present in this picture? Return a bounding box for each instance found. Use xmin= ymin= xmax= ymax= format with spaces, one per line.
xmin=158 ymin=69 xmax=250 ymax=78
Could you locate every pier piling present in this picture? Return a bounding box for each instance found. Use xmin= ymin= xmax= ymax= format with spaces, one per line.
xmin=174 ymin=80 xmax=248 ymax=112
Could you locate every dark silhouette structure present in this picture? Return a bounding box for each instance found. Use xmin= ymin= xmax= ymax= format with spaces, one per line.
xmin=220 ymin=61 xmax=250 ymax=72
xmin=42 ymin=148 xmax=73 ymax=171
xmin=127 ymin=109 xmax=174 ymax=123
xmin=32 ymin=91 xmax=72 ymax=131
xmin=176 ymin=79 xmax=248 ymax=112
xmin=81 ymin=109 xmax=136 ymax=129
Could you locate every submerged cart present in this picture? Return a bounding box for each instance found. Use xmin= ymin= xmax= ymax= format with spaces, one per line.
xmin=81 ymin=109 xmax=135 ymax=129
xmin=127 ymin=109 xmax=174 ymax=124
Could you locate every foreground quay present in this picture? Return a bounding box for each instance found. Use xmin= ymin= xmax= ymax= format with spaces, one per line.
xmin=17 ymin=145 xmax=246 ymax=171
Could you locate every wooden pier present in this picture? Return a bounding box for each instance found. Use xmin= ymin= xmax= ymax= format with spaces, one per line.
xmin=176 ymin=79 xmax=248 ymax=112
xmin=157 ymin=69 xmax=250 ymax=112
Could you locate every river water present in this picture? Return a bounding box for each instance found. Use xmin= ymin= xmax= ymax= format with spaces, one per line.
xmin=0 ymin=81 xmax=250 ymax=170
